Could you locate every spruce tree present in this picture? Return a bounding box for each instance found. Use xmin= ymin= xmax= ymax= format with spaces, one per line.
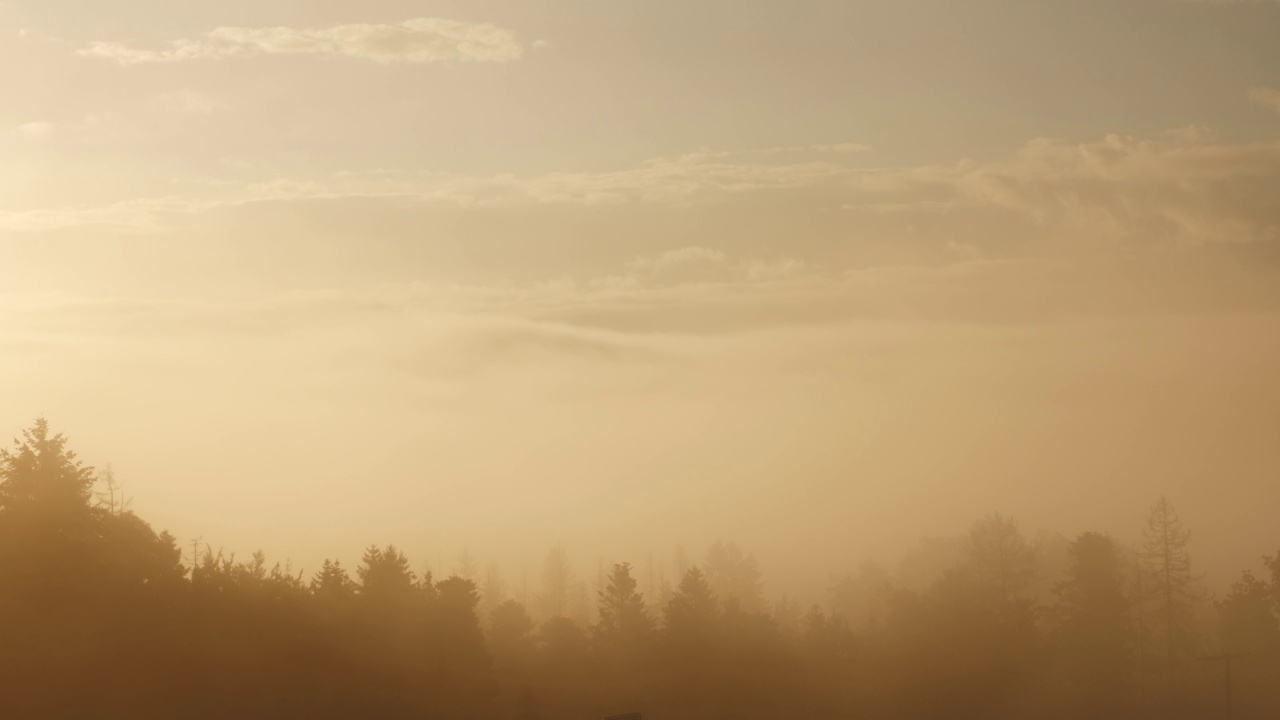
xmin=1138 ymin=497 xmax=1203 ymax=709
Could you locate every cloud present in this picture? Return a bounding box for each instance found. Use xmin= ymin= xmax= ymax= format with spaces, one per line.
xmin=961 ymin=132 xmax=1280 ymax=246
xmin=78 ymin=39 xmax=241 ymax=65
xmin=6 ymin=129 xmax=1279 ymax=256
xmin=1250 ymin=86 xmax=1280 ymax=115
xmin=79 ymin=18 xmax=525 ymax=66
xmin=743 ymin=258 xmax=808 ymax=282
xmin=811 ymin=143 xmax=873 ymax=154
xmin=150 ymin=90 xmax=227 ymax=115
xmin=211 ymin=19 xmax=524 ymax=63
xmin=0 ymin=197 xmax=208 ymax=233
xmin=12 ymin=121 xmax=54 ymax=138
xmin=630 ymin=246 xmax=728 ymax=272
xmin=509 ymin=152 xmax=857 ymax=206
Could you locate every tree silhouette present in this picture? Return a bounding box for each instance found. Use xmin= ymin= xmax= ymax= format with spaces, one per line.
xmin=490 ymin=599 xmax=537 ymax=656
xmin=358 ymin=544 xmax=417 ymax=602
xmin=664 ymin=566 xmax=719 ymax=663
xmin=773 ymin=594 xmax=803 ymax=639
xmin=2 ymin=420 xmax=1277 ymax=720
xmin=431 ymin=575 xmax=494 ymax=708
xmin=541 ymin=615 xmax=590 ymax=668
xmin=1216 ymin=570 xmax=1278 ymax=655
xmin=1138 ymin=497 xmax=1203 ymax=708
xmin=312 ymin=558 xmax=357 ymax=604
xmin=967 ymin=513 xmax=1036 ymax=609
xmin=596 ymin=562 xmax=652 ymax=654
xmin=481 ymin=560 xmax=507 ymax=622
xmin=455 ymin=547 xmax=480 ymax=581
xmin=0 ymin=418 xmax=96 ymax=516
xmin=703 ymin=541 xmax=767 ymax=614
xmin=93 ymin=464 xmax=132 ymax=517
xmin=1051 ymin=532 xmax=1134 ymax=714
xmin=831 ymin=561 xmax=895 ymax=630
xmin=538 ymin=545 xmax=573 ymax=621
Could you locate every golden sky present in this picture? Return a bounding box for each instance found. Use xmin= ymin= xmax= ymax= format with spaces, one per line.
xmin=3 ymin=0 xmax=1280 ymax=598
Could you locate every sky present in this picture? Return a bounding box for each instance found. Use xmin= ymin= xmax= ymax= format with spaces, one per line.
xmin=2 ymin=0 xmax=1280 ymax=600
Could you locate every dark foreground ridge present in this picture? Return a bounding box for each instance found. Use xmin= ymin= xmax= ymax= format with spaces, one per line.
xmin=1 ymin=418 xmax=1277 ymax=719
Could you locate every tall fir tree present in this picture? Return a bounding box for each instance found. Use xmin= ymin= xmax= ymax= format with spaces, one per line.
xmin=1138 ymin=497 xmax=1203 ymax=710
xmin=596 ymin=562 xmax=652 ymax=654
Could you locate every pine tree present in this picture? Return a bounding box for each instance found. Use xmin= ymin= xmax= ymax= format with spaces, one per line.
xmin=431 ymin=576 xmax=492 ymax=707
xmin=0 ymin=418 xmax=97 ymax=516
xmin=489 ymin=598 xmax=537 ymax=660
xmin=1051 ymin=532 xmax=1133 ymax=712
xmin=1138 ymin=497 xmax=1203 ymax=709
xmin=1216 ymin=569 xmax=1278 ymax=655
xmin=312 ymin=559 xmax=357 ymax=602
xmin=664 ymin=567 xmax=719 ymax=640
xmin=596 ymin=562 xmax=652 ymax=655
xmin=358 ymin=545 xmax=417 ymax=603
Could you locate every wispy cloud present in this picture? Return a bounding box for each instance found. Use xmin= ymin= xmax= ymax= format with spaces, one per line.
xmin=961 ymin=132 xmax=1280 ymax=246
xmin=629 ymin=247 xmax=728 ymax=272
xmin=1249 ymin=86 xmax=1280 ymax=115
xmin=78 ymin=39 xmax=239 ymax=65
xmin=5 ymin=130 xmax=1277 ymax=252
xmin=149 ymin=89 xmax=228 ymax=115
xmin=79 ymin=18 xmax=525 ymax=66
xmin=12 ymin=121 xmax=54 ymax=138
xmin=810 ymin=143 xmax=873 ymax=154
xmin=0 ymin=197 xmax=209 ymax=233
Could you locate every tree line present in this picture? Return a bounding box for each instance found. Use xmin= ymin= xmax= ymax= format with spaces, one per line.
xmin=1 ymin=419 xmax=1277 ymax=719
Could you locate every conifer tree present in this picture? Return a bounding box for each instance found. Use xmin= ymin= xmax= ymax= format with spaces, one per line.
xmin=0 ymin=418 xmax=96 ymax=516
xmin=1052 ymin=532 xmax=1133 ymax=711
xmin=596 ymin=562 xmax=651 ymax=653
xmin=312 ymin=559 xmax=357 ymax=602
xmin=1138 ymin=497 xmax=1203 ymax=709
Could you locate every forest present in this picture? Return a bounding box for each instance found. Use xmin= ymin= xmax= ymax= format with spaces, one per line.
xmin=1 ymin=418 xmax=1276 ymax=719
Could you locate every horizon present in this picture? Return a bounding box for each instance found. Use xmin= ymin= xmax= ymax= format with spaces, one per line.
xmin=4 ymin=0 xmax=1280 ymax=608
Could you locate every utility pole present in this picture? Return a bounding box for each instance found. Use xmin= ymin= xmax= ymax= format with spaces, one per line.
xmin=1198 ymin=653 xmax=1255 ymax=720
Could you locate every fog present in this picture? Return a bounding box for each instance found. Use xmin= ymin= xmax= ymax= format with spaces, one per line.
xmin=3 ymin=0 xmax=1280 ymax=717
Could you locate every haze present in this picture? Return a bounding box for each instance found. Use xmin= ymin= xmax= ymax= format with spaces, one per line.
xmin=3 ymin=0 xmax=1280 ymax=603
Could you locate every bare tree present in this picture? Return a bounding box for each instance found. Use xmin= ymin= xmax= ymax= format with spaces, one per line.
xmin=94 ymin=464 xmax=132 ymax=517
